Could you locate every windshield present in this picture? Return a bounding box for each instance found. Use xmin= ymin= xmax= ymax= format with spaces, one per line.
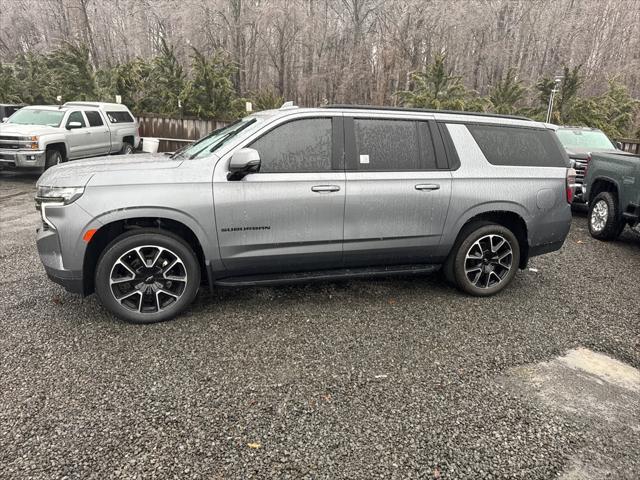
xmin=173 ymin=117 xmax=259 ymax=160
xmin=7 ymin=109 xmax=65 ymax=127
xmin=556 ymin=129 xmax=616 ymax=151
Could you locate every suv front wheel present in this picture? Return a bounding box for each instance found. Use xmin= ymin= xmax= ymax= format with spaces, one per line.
xmin=95 ymin=229 xmax=201 ymax=323
xmin=445 ymin=222 xmax=520 ymax=296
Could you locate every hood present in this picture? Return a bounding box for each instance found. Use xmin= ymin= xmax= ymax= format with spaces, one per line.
xmin=0 ymin=123 xmax=61 ymax=136
xmin=37 ymin=153 xmax=182 ymax=187
xmin=565 ymin=147 xmax=638 ymax=159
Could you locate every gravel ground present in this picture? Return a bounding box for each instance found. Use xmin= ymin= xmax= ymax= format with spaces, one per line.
xmin=1 ymin=171 xmax=639 ymax=479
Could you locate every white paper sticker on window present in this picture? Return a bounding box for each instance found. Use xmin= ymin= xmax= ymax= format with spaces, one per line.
xmin=360 ymin=154 xmax=370 ymax=164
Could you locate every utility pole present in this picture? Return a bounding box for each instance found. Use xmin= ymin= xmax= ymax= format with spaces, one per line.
xmin=546 ymin=76 xmax=564 ymax=123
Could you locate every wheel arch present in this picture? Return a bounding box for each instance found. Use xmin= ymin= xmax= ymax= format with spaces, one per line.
xmin=45 ymin=142 xmax=68 ymax=161
xmin=82 ymin=215 xmax=210 ymax=296
xmin=449 ymin=208 xmax=530 ymax=269
xmin=588 ymin=177 xmax=619 ymax=204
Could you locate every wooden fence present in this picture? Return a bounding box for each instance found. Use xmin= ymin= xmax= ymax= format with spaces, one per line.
xmin=617 ymin=138 xmax=640 ymax=155
xmin=136 ymin=114 xmax=230 ymax=152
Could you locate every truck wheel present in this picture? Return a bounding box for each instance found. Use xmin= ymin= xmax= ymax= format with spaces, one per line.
xmin=44 ymin=150 xmax=62 ymax=170
xmin=588 ymin=192 xmax=625 ymax=241
xmin=120 ymin=142 xmax=134 ymax=155
xmin=447 ymin=222 xmax=520 ymax=297
xmin=95 ymin=229 xmax=201 ymax=324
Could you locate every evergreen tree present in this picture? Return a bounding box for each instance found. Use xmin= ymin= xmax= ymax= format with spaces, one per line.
xmin=488 ymin=68 xmax=527 ymax=115
xmin=537 ymin=65 xmax=583 ymax=124
xmin=0 ymin=63 xmax=21 ymax=103
xmin=147 ymin=39 xmax=187 ymax=115
xmin=183 ymin=48 xmax=241 ymax=118
xmin=397 ymin=54 xmax=471 ymax=111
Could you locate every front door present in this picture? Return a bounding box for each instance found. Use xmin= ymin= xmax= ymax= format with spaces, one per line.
xmin=343 ymin=117 xmax=452 ymax=266
xmin=213 ymin=116 xmax=345 ymax=276
xmin=65 ymin=111 xmax=91 ymax=159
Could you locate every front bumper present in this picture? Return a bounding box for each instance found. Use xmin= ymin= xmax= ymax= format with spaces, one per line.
xmin=0 ymin=149 xmax=46 ymax=169
xmin=36 ymin=226 xmax=84 ymax=294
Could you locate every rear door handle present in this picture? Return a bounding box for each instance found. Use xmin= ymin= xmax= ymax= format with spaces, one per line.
xmin=311 ymin=185 xmax=341 ymax=193
xmin=415 ymin=184 xmax=440 ymax=191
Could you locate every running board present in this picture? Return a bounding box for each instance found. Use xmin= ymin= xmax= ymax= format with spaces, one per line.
xmin=214 ymin=264 xmax=441 ymax=287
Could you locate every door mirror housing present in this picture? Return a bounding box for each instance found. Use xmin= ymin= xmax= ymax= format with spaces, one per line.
xmin=67 ymin=121 xmax=83 ymax=130
xmin=1 ymin=117 xmax=8 ymax=123
xmin=228 ymin=148 xmax=261 ymax=180
xmin=615 ymin=141 xmax=623 ymax=150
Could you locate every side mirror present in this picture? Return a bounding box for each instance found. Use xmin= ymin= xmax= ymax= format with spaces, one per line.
xmin=227 ymin=148 xmax=261 ymax=180
xmin=615 ymin=141 xmax=623 ymax=150
xmin=1 ymin=117 xmax=7 ymax=123
xmin=67 ymin=121 xmax=83 ymax=130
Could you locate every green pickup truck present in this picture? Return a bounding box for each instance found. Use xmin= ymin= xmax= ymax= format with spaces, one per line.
xmin=584 ymin=150 xmax=640 ymax=240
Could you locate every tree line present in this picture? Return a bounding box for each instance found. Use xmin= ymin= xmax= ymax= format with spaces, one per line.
xmin=1 ymin=40 xmax=637 ymax=138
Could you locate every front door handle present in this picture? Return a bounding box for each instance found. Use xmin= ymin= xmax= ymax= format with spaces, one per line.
xmin=311 ymin=185 xmax=341 ymax=193
xmin=415 ymin=184 xmax=440 ymax=191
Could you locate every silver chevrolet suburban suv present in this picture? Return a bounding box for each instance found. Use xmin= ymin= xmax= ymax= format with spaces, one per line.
xmin=1 ymin=102 xmax=140 ymax=172
xmin=35 ymin=104 xmax=573 ymax=323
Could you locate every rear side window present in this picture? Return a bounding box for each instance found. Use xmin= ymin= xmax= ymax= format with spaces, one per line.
xmin=467 ymin=124 xmax=568 ymax=167
xmin=249 ymin=118 xmax=332 ymax=173
xmin=354 ymin=119 xmax=420 ymax=170
xmin=106 ymin=111 xmax=134 ymax=123
xmin=85 ymin=111 xmax=104 ymax=127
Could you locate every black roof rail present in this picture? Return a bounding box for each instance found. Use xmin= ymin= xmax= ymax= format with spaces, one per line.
xmin=323 ymin=104 xmax=532 ymax=122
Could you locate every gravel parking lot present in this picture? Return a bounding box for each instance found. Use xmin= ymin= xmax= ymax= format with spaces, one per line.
xmin=1 ymin=171 xmax=639 ymax=479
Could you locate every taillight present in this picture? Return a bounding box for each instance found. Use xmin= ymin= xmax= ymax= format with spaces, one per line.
xmin=566 ymin=167 xmax=577 ymax=203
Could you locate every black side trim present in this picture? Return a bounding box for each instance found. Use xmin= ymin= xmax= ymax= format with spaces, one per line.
xmin=428 ymin=120 xmax=448 ymax=169
xmin=344 ymin=116 xmax=357 ymax=170
xmin=437 ymin=122 xmax=461 ymax=170
xmin=214 ymin=264 xmax=441 ymax=287
xmin=528 ymin=240 xmax=565 ymax=258
xmin=331 ymin=116 xmax=345 ymax=170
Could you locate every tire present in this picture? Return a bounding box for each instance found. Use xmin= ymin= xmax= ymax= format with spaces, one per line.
xmin=588 ymin=191 xmax=625 ymax=241
xmin=120 ymin=142 xmax=134 ymax=155
xmin=448 ymin=222 xmax=521 ymax=297
xmin=44 ymin=149 xmax=62 ymax=170
xmin=95 ymin=229 xmax=201 ymax=324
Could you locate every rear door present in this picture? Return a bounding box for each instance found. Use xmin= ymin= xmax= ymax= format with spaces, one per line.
xmin=343 ymin=116 xmax=452 ymax=266
xmin=213 ymin=115 xmax=346 ymax=276
xmin=83 ymin=110 xmax=111 ymax=156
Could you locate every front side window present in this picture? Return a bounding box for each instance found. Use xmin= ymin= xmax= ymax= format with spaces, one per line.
xmin=85 ymin=111 xmax=104 ymax=127
xmin=354 ymin=119 xmax=421 ymax=170
xmin=66 ymin=111 xmax=86 ymax=128
xmin=249 ymin=118 xmax=332 ymax=173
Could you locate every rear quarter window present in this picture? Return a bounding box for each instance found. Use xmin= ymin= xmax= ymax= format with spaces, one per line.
xmin=467 ymin=124 xmax=568 ymax=168
xmin=106 ymin=111 xmax=134 ymax=123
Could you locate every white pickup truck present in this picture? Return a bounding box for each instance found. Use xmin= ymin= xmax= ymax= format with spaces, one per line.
xmin=0 ymin=102 xmax=140 ymax=172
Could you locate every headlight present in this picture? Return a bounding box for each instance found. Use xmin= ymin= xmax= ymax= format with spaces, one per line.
xmin=35 ymin=185 xmax=85 ymax=208
xmin=30 ymin=135 xmax=39 ymax=149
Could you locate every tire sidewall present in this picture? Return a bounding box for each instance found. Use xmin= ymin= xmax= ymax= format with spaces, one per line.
xmin=95 ymin=230 xmax=200 ymax=324
xmin=121 ymin=142 xmax=134 ymax=155
xmin=588 ymin=192 xmax=622 ymax=240
xmin=453 ymin=224 xmax=520 ymax=297
xmin=45 ymin=150 xmax=62 ymax=170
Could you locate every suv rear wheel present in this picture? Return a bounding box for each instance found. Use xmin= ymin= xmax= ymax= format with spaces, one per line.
xmin=445 ymin=222 xmax=520 ymax=296
xmin=588 ymin=191 xmax=625 ymax=240
xmin=95 ymin=229 xmax=201 ymax=323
